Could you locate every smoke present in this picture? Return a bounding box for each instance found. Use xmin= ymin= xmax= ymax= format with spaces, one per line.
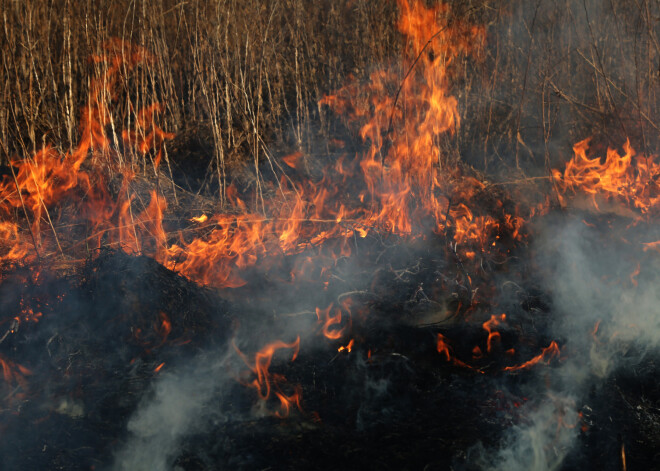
xmin=487 ymin=397 xmax=579 ymax=471
xmin=109 ymin=297 xmax=317 ymax=471
xmin=475 ymin=213 xmax=660 ymax=471
xmin=111 ymin=349 xmax=233 ymax=471
xmin=540 ymin=216 xmax=660 ymax=377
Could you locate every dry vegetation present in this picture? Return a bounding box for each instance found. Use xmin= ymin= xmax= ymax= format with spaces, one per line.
xmin=1 ymin=0 xmax=659 ymax=196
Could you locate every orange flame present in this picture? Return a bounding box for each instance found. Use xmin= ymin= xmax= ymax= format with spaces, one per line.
xmin=483 ymin=313 xmax=506 ymax=353
xmin=338 ymin=339 xmax=355 ymax=353
xmin=0 ymin=353 xmax=32 ymax=392
xmin=316 ymin=303 xmax=350 ymax=340
xmin=552 ymin=138 xmax=660 ymax=215
xmin=0 ymin=4 xmax=584 ymax=418
xmin=0 ymin=39 xmax=173 ymax=264
xmin=436 ymin=333 xmax=452 ymax=361
xmin=629 ymin=263 xmax=641 ymax=287
xmin=317 ymin=0 xmax=493 ymax=253
xmin=436 ymin=333 xmax=480 ymax=371
xmin=234 ymin=337 xmax=302 ymax=417
xmin=155 ymin=312 xmax=172 ymax=344
xmin=190 ymin=214 xmax=208 ymax=224
xmin=503 ymin=341 xmax=560 ymax=372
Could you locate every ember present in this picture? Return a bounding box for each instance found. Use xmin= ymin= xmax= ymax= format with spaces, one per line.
xmin=1 ymin=0 xmax=659 ymax=470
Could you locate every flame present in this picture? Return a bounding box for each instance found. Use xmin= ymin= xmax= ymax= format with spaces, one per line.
xmin=282 ymin=151 xmax=303 ymax=169
xmin=165 ymin=214 xmax=265 ymax=288
xmin=436 ymin=333 xmax=452 ymax=361
xmin=316 ymin=303 xmax=350 ymax=341
xmin=190 ymin=214 xmax=208 ymax=224
xmin=0 ymin=353 xmax=32 ymax=392
xmin=0 ymin=1 xmax=509 ymax=301
xmin=156 ymin=312 xmax=172 ymax=344
xmin=629 ymin=263 xmax=641 ymax=287
xmin=0 ymin=2 xmax=595 ymax=418
xmin=472 ymin=345 xmax=483 ymax=359
xmin=552 ymin=138 xmax=660 ymax=215
xmin=15 ymin=306 xmax=42 ymax=327
xmin=0 ymin=39 xmax=172 ymax=265
xmin=591 ymin=320 xmax=602 ymax=342
xmin=503 ymin=341 xmax=560 ymax=372
xmin=317 ymin=0 xmax=496 ymax=253
xmin=234 ymin=337 xmax=302 ymax=417
xmin=436 ymin=333 xmax=480 ymax=371
xmin=0 ymin=221 xmax=30 ymax=266
xmin=643 ymin=240 xmax=660 ymax=253
xmin=621 ymin=443 xmax=627 ymax=471
xmin=338 ymin=339 xmax=355 ymax=353
xmin=483 ymin=313 xmax=506 ymax=353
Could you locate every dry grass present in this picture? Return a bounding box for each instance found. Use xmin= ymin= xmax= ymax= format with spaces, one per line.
xmin=1 ymin=0 xmax=659 ymax=196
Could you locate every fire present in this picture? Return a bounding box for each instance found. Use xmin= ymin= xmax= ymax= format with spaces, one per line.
xmin=436 ymin=333 xmax=452 ymax=361
xmin=234 ymin=337 xmax=302 ymax=417
xmin=621 ymin=443 xmax=627 ymax=471
xmin=0 ymin=353 xmax=32 ymax=391
xmin=15 ymin=305 xmax=42 ymax=326
xmin=165 ymin=214 xmax=266 ymax=288
xmin=436 ymin=333 xmax=479 ymax=371
xmin=643 ymin=240 xmax=660 ymax=253
xmin=629 ymin=263 xmax=641 ymax=287
xmin=437 ymin=334 xmax=451 ymax=361
xmin=503 ymin=341 xmax=560 ymax=372
xmin=156 ymin=312 xmax=172 ymax=344
xmin=483 ymin=313 xmax=506 ymax=353
xmin=338 ymin=339 xmax=355 ymax=353
xmin=591 ymin=320 xmax=602 ymax=342
xmin=190 ymin=214 xmax=208 ymax=224
xmin=316 ymin=303 xmax=350 ymax=341
xmin=0 ymin=221 xmax=30 ymax=266
xmin=0 ymin=39 xmax=173 ymax=265
xmin=436 ymin=318 xmax=560 ymax=374
xmin=552 ymin=138 xmax=660 ymax=216
xmin=318 ymin=0 xmax=495 ymax=253
xmin=0 ymin=0 xmax=633 ymax=425
xmin=0 ymin=0 xmax=514 ymax=315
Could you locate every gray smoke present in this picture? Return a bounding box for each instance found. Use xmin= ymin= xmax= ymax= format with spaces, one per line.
xmin=480 ymin=214 xmax=660 ymax=471
xmin=111 ymin=349 xmax=233 ymax=471
xmin=489 ymin=396 xmax=580 ymax=471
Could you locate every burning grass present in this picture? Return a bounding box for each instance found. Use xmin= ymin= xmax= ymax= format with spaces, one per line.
xmin=0 ymin=0 xmax=659 ymax=469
